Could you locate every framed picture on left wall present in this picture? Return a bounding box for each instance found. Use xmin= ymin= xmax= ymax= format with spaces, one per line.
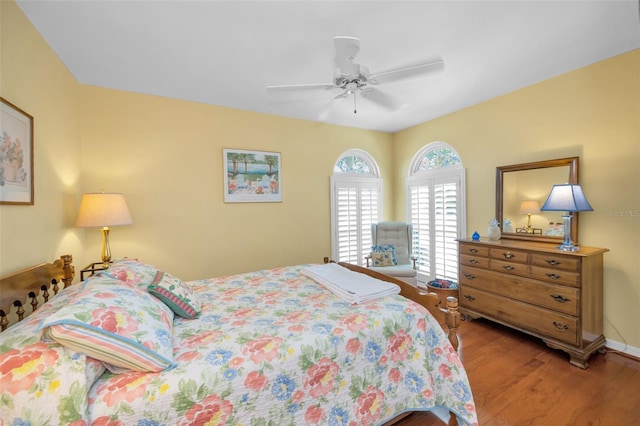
xmin=0 ymin=97 xmax=34 ymax=205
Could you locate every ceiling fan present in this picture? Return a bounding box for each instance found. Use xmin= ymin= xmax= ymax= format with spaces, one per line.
xmin=266 ymin=36 xmax=444 ymax=114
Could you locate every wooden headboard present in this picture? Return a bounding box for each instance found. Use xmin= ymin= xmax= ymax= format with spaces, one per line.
xmin=0 ymin=254 xmax=74 ymax=331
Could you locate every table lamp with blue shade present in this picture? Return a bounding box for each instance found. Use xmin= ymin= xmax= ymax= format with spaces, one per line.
xmin=540 ymin=184 xmax=593 ymax=252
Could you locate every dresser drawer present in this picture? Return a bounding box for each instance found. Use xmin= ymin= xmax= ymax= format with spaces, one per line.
xmin=459 ymin=243 xmax=490 ymax=257
xmin=490 ymin=248 xmax=528 ymax=264
xmin=460 ymin=287 xmax=578 ymax=345
xmin=459 ymin=265 xmax=492 ymax=289
xmin=460 ymin=266 xmax=578 ymax=315
xmin=531 ymin=253 xmax=580 ymax=272
xmin=460 ymin=254 xmax=490 ymax=269
xmin=490 ymin=259 xmax=529 ymax=277
xmin=530 ymin=265 xmax=580 ymax=287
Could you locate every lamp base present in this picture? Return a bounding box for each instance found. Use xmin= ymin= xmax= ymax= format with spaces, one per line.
xmin=556 ymin=214 xmax=579 ymax=252
xmin=101 ymin=226 xmax=112 ymax=268
xmin=556 ymin=242 xmax=580 ymax=252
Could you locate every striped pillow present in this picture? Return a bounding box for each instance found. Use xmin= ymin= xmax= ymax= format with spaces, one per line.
xmin=39 ymin=276 xmax=176 ymax=373
xmin=148 ymin=271 xmax=201 ymax=319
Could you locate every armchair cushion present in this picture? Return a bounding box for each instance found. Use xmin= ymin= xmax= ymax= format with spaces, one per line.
xmin=371 ymin=244 xmax=398 ymax=266
xmin=369 ymin=264 xmax=416 ymax=278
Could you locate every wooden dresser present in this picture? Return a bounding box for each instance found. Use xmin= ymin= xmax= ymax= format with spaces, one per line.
xmin=458 ymin=238 xmax=608 ymax=368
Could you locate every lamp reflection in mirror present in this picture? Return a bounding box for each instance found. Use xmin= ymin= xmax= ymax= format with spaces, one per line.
xmin=540 ymin=184 xmax=593 ymax=252
xmin=76 ymin=192 xmax=133 ymax=267
xmin=518 ymin=200 xmax=540 ymax=231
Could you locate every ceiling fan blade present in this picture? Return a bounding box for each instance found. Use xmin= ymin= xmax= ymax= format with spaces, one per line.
xmin=359 ymin=88 xmax=397 ymax=110
xmin=315 ymin=91 xmax=344 ymax=121
xmin=266 ymin=83 xmax=337 ymax=92
xmin=315 ymin=89 xmax=355 ymax=120
xmin=369 ymin=58 xmax=444 ymax=85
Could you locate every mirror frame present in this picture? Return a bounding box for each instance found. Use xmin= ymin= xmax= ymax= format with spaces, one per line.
xmin=496 ymin=157 xmax=579 ymax=243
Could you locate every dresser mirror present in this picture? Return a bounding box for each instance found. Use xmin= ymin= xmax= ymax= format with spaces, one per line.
xmin=496 ymin=157 xmax=579 ymax=243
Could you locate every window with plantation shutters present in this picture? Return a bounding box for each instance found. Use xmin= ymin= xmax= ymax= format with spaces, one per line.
xmin=407 ymin=143 xmax=466 ymax=284
xmin=331 ymin=150 xmax=382 ymax=266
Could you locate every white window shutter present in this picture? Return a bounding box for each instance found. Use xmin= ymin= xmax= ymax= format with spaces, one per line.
xmin=410 ymin=184 xmax=431 ymax=276
xmin=336 ymin=184 xmax=359 ymax=264
xmin=433 ymin=181 xmax=460 ymax=280
xmin=408 ymin=167 xmax=465 ymax=283
xmin=332 ymin=176 xmax=381 ymax=266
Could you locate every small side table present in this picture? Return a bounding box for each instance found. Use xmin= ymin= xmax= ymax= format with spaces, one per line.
xmin=80 ymin=262 xmax=110 ymax=281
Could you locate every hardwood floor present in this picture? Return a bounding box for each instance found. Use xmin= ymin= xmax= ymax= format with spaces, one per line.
xmin=395 ymin=318 xmax=640 ymax=425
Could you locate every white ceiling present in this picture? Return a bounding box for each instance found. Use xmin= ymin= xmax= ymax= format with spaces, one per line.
xmin=16 ymin=0 xmax=640 ymax=133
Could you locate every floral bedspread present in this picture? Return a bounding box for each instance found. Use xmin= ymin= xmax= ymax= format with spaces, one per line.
xmin=1 ymin=264 xmax=478 ymax=425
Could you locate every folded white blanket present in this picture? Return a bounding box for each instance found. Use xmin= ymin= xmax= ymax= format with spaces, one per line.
xmin=302 ymin=263 xmax=400 ymax=304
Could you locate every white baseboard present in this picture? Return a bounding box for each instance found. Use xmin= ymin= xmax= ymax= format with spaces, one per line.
xmin=606 ymin=338 xmax=640 ymax=360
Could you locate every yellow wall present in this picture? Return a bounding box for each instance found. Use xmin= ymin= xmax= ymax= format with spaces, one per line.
xmin=2 ymin=0 xmax=639 ymax=350
xmin=394 ymin=49 xmax=640 ymax=351
xmin=0 ymin=0 xmax=83 ymax=274
xmin=77 ymin=87 xmax=394 ymax=279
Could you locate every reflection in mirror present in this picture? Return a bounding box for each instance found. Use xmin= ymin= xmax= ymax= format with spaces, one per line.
xmin=496 ymin=157 xmax=579 ymax=243
xmin=503 ymin=167 xmax=568 ymax=234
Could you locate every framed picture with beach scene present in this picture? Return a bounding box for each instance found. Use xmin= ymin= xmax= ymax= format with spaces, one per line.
xmin=1 ymin=97 xmax=34 ymax=205
xmin=223 ymin=148 xmax=281 ymax=203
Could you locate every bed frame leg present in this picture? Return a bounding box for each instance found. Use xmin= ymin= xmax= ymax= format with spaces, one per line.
xmin=444 ymin=296 xmax=460 ymax=351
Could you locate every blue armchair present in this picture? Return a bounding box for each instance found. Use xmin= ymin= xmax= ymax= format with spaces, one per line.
xmin=366 ymin=221 xmax=418 ymax=286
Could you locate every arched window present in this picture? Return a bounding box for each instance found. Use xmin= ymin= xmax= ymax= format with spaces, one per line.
xmin=407 ymin=142 xmax=466 ymax=283
xmin=331 ymin=149 xmax=382 ymax=265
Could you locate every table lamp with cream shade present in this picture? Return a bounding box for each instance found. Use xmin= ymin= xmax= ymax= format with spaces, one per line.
xmin=76 ymin=192 xmax=133 ymax=267
xmin=518 ymin=200 xmax=540 ymax=231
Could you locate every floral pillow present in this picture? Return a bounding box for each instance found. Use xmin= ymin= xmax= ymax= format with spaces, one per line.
xmin=371 ymin=252 xmax=395 ymax=267
xmin=39 ymin=276 xmax=176 ymax=373
xmin=103 ymin=258 xmax=159 ymax=289
xmin=371 ymin=244 xmax=397 ymax=266
xmin=148 ymin=270 xmax=201 ymax=319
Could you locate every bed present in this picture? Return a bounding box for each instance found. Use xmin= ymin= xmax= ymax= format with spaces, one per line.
xmin=0 ymin=255 xmax=478 ymax=426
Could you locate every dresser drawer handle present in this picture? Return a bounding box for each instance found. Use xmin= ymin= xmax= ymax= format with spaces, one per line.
xmin=464 ymin=295 xmax=476 ymax=301
xmin=464 ymin=273 xmax=476 ymax=280
xmin=545 ymin=259 xmax=561 ymax=266
xmin=469 ymin=248 xmax=478 ymax=254
xmin=503 ymin=265 xmax=515 ymax=271
xmin=550 ymin=294 xmax=570 ymax=303
xmin=546 ymin=273 xmax=561 ymax=280
xmin=469 ymin=259 xmax=479 ymax=264
xmin=552 ymin=321 xmax=569 ymax=331
xmin=503 ymin=252 xmax=515 ymax=259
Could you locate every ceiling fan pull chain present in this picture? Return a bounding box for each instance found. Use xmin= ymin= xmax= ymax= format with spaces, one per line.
xmin=353 ymin=91 xmax=357 ymax=114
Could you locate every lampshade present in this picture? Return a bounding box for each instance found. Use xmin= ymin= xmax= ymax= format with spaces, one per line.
xmin=76 ymin=192 xmax=132 ymax=267
xmin=518 ymin=200 xmax=540 ymax=215
xmin=540 ymin=184 xmax=593 ymax=213
xmin=76 ymin=193 xmax=133 ymax=227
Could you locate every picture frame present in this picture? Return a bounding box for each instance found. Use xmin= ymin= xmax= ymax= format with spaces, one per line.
xmin=223 ymin=148 xmax=281 ymax=203
xmin=1 ymin=97 xmax=34 ymax=205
